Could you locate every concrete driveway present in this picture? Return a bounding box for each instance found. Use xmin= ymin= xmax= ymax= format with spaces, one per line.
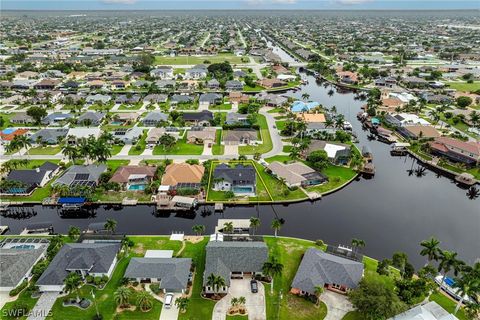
xmin=202 ymin=141 xmax=213 ymax=156
xmin=321 ymin=290 xmax=353 ymax=320
xmin=224 ymin=144 xmax=238 ymax=156
xmin=159 ymin=293 xmax=181 ymax=320
xmin=118 ymin=144 xmax=132 ymax=156
xmin=213 ymin=279 xmax=266 ymax=320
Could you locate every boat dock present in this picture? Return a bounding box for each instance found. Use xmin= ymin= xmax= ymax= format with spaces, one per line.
xmin=122 ymin=198 xmax=138 ymax=206
xmin=0 ymin=226 xmax=9 ymax=235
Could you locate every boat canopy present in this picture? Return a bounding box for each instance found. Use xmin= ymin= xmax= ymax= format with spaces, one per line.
xmin=58 ymin=197 xmax=86 ymax=204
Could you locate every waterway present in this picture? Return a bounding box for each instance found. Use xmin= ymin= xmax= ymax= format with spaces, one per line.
xmin=1 ymin=52 xmax=479 ymax=269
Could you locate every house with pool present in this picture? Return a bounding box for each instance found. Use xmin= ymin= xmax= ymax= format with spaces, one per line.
xmin=290 ymin=100 xmax=320 ymax=113
xmin=109 ymin=165 xmax=157 ymax=191
xmin=212 ymin=163 xmax=256 ymax=196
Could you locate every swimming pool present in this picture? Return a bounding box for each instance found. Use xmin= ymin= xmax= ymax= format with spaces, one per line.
xmin=111 ymin=121 xmax=122 ymax=125
xmin=2 ymin=128 xmax=16 ymax=134
xmin=11 ymin=244 xmax=35 ymax=250
xmin=233 ymin=186 xmax=254 ymax=193
xmin=128 ymin=184 xmax=146 ymax=191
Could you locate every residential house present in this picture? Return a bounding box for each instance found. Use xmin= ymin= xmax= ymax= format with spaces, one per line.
xmin=150 ymin=66 xmax=174 ymax=79
xmin=111 ymin=80 xmax=129 ymax=90
xmin=124 ymin=257 xmax=192 ymax=293
xmin=225 ymin=112 xmax=250 ymax=126
xmin=199 ymin=93 xmax=222 ymax=107
xmin=225 ymin=80 xmax=244 ymax=91
xmin=336 ymin=71 xmax=359 ymax=85
xmin=187 ymin=127 xmax=216 ymax=144
xmin=0 ymin=128 xmax=30 ymax=145
xmin=41 ymin=112 xmax=73 ymax=125
xmin=155 ymin=80 xmax=176 ymax=90
xmin=203 ymin=241 xmax=268 ymax=294
xmin=306 ymin=140 xmax=352 ymax=165
xmin=3 ymin=162 xmax=60 ymax=195
xmin=29 ymin=128 xmax=69 ymax=145
xmin=266 ymin=161 xmax=327 ymax=188
xmin=115 ymin=94 xmax=141 ymax=105
xmin=388 ymin=301 xmax=459 ymax=320
xmin=212 ymin=163 xmax=256 ymax=196
xmin=229 ymin=92 xmax=250 ymax=104
xmin=36 ymin=243 xmax=121 ymax=292
xmin=77 ymin=112 xmax=105 ymax=126
xmin=66 ymin=128 xmax=102 ymax=144
xmin=161 ymin=163 xmax=205 ymax=190
xmin=88 ymin=80 xmax=105 ymax=90
xmin=109 ymin=165 xmax=157 ymax=191
xmin=183 ymin=110 xmax=213 ymax=126
xmin=207 ymin=79 xmax=220 ymax=90
xmin=429 ymin=137 xmax=480 ymax=166
xmin=146 ymin=127 xmax=179 ymax=146
xmin=0 ymin=239 xmax=48 ymax=292
xmin=86 ymin=94 xmax=111 ymax=105
xmin=257 ymin=78 xmax=286 ymax=89
xmin=255 ymin=92 xmax=288 ymax=107
xmin=402 ymin=77 xmax=429 ymax=88
xmin=112 ymin=112 xmax=139 ymax=124
xmin=291 ymin=248 xmax=364 ymax=295
xmin=170 ymin=94 xmax=194 ymax=107
xmin=34 ymin=79 xmax=61 ymax=90
xmin=53 ymin=164 xmax=107 ymax=188
xmin=223 ymin=129 xmax=258 ymax=145
xmin=290 ymin=101 xmax=320 ymax=113
xmin=142 ymin=112 xmax=169 ymax=127
xmin=384 ymin=113 xmax=431 ymax=127
xmin=397 ymin=125 xmax=440 ymax=140
xmin=185 ymin=64 xmax=208 ymax=79
xmin=143 ymin=94 xmax=168 ymax=104
xmin=113 ymin=127 xmax=143 ymax=144
xmin=375 ymin=77 xmax=397 ymax=88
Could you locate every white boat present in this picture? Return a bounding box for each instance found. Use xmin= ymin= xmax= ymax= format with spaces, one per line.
xmin=434 ymin=275 xmax=473 ymax=303
xmin=343 ymin=121 xmax=353 ymax=131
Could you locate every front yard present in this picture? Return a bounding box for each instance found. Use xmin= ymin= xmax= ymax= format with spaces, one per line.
xmin=153 ymin=136 xmax=204 ymax=155
xmin=238 ymin=115 xmax=273 ymax=155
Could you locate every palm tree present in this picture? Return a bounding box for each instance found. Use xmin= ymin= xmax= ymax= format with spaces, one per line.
xmin=325 ymin=118 xmax=334 ymax=128
xmin=262 ymin=256 xmax=284 ymax=294
xmin=314 ymin=286 xmax=324 ymax=306
xmin=231 ymin=297 xmax=239 ymax=307
xmin=121 ymin=237 xmax=131 ymax=256
xmin=289 ymin=146 xmax=301 ymax=160
xmin=223 ymin=222 xmax=234 ymax=234
xmin=64 ymin=272 xmax=82 ymax=303
xmin=301 ymin=93 xmax=310 ymax=101
xmin=271 ymin=219 xmax=282 ymax=237
xmin=78 ymin=138 xmax=92 ymax=164
xmin=68 ymin=226 xmax=81 ymax=240
xmin=237 ymin=296 xmax=246 ymax=307
xmin=351 ymin=238 xmax=366 ymax=253
xmin=175 ymin=297 xmax=189 ymax=313
xmin=192 ymin=225 xmax=206 ymax=236
xmin=136 ymin=291 xmax=153 ymax=312
xmin=62 ymin=143 xmax=78 ymax=164
xmin=104 ymin=219 xmax=117 ymax=234
xmin=420 ymin=237 xmax=441 ymax=266
xmin=453 ymin=272 xmax=478 ymax=314
xmin=249 ymin=217 xmax=260 ymax=235
xmin=206 ymin=274 xmax=226 ymax=297
xmin=469 ymin=110 xmax=480 ymax=128
xmin=114 ymin=286 xmax=131 ymax=308
xmin=11 ymin=135 xmax=32 ymax=156
xmin=438 ymin=250 xmax=465 ymax=287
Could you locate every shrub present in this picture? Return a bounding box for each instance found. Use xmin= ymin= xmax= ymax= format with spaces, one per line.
xmin=315 ymin=239 xmax=325 ymax=247
xmin=132 ymin=281 xmax=139 ymax=287
xmin=150 ymin=283 xmax=161 ymax=294
xmin=9 ymin=301 xmax=30 ymax=318
xmin=9 ymin=280 xmax=28 ymax=297
xmin=94 ymin=276 xmax=102 ymax=286
xmin=86 ymin=275 xmax=94 ymax=283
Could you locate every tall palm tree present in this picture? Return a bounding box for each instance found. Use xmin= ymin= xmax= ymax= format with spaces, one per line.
xmin=271 ymin=219 xmax=282 ymax=237
xmin=237 ymin=296 xmax=246 ymax=307
xmin=420 ymin=237 xmax=441 ymax=266
xmin=192 ymin=225 xmax=206 ymax=236
xmin=104 ymin=219 xmax=117 ymax=234
xmin=206 ymin=274 xmax=226 ymax=297
xmin=78 ymin=138 xmax=92 ymax=164
xmin=136 ymin=291 xmax=153 ymax=312
xmin=301 ymin=93 xmax=310 ymax=101
xmin=249 ymin=217 xmax=260 ymax=235
xmin=175 ymin=297 xmax=189 ymax=313
xmin=223 ymin=222 xmax=234 ymax=234
xmin=12 ymin=135 xmax=32 ymax=156
xmin=351 ymin=238 xmax=366 ymax=253
xmin=114 ymin=286 xmax=131 ymax=308
xmin=64 ymin=272 xmax=82 ymax=303
xmin=453 ymin=272 xmax=478 ymax=314
xmin=68 ymin=226 xmax=81 ymax=240
xmin=62 ymin=143 xmax=78 ymax=164
xmin=262 ymin=256 xmax=284 ymax=294
xmin=438 ymin=250 xmax=465 ymax=287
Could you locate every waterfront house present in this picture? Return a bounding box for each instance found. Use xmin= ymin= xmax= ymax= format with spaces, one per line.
xmin=77 ymin=112 xmax=105 ymax=126
xmin=307 ymin=140 xmax=351 ymax=165
xmin=336 ymin=71 xmax=359 ymax=85
xmin=203 ymin=241 xmax=268 ymax=294
xmin=266 ymin=161 xmax=327 ymax=188
xmin=384 ymin=113 xmax=431 ymax=127
xmin=29 ymin=128 xmax=69 ymax=145
xmin=212 ymin=163 xmax=256 ymax=196
xmin=124 ymin=256 xmax=192 ymax=293
xmin=3 ymin=162 xmax=60 ymax=195
xmin=291 ymin=248 xmax=364 ymax=296
xmin=187 ymin=127 xmax=216 ymax=144
xmin=389 ymin=301 xmax=459 ymax=320
xmin=53 ymin=164 xmax=107 ymax=188
xmin=142 ymin=112 xmax=169 ymax=127
xmin=257 ymin=78 xmax=286 ymax=89
xmin=161 ymin=163 xmax=205 ymax=190
xmin=223 ymin=129 xmax=258 ymax=145
xmin=290 ymin=101 xmax=320 ymax=113
xmin=397 ymin=125 xmax=440 ymax=140
xmin=37 ymin=243 xmax=120 ymax=292
xmin=183 ymin=110 xmax=213 ymax=126
xmin=429 ymin=137 xmax=480 ymax=166
xmin=109 ymin=165 xmax=157 ymax=191
xmin=255 ymin=92 xmax=288 ymax=107
xmin=0 ymin=239 xmax=48 ymax=292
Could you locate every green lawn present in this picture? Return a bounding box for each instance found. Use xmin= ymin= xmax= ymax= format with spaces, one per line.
xmin=212 ymin=129 xmax=224 ymax=155
xmin=264 ymin=155 xmax=292 ymax=163
xmin=1 ymin=287 xmax=39 ymax=320
xmin=445 ymin=81 xmax=480 ymax=93
xmin=155 ymin=54 xmax=245 ymax=65
xmin=128 ymin=130 xmax=147 ymax=155
xmin=263 ymin=237 xmax=328 ymax=320
xmin=209 ymin=103 xmax=232 ymax=111
xmin=105 ymin=160 xmax=130 ymax=172
xmin=306 ymin=165 xmax=357 ymax=194
xmin=275 ymin=120 xmax=287 ymax=131
xmin=153 ymin=137 xmax=204 ymax=155
xmin=429 ymin=292 xmax=468 ymax=320
xmin=267 ymin=108 xmax=285 ymax=114
xmin=1 ymin=180 xmax=54 ymax=202
xmin=111 ymin=144 xmax=124 ymax=155
xmin=239 ymin=115 xmax=273 ymax=155
xmin=226 ymin=316 xmax=248 ymax=320
xmin=2 ymin=159 xmax=60 ymax=169
xmin=282 ymin=145 xmax=293 ymax=153
xmin=27 ymin=146 xmax=62 ymax=155
xmin=118 ymin=104 xmax=142 ymax=110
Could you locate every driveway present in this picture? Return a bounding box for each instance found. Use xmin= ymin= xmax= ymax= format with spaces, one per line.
xmin=259 ymin=109 xmax=284 ymax=158
xmin=202 ymin=141 xmax=213 ymax=156
xmin=27 ymin=292 xmax=59 ymax=320
xmin=321 ymin=290 xmax=353 ymax=320
xmin=224 ymin=144 xmax=238 ymax=156
xmin=118 ymin=144 xmax=132 ymax=156
xmin=213 ymin=279 xmax=266 ymax=320
xmin=159 ymin=293 xmax=181 ymax=320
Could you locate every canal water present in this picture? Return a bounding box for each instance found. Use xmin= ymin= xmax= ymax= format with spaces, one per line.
xmin=1 ymin=62 xmax=479 ymax=269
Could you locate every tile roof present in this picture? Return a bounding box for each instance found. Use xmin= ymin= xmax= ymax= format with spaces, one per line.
xmin=161 ymin=163 xmax=205 ymax=186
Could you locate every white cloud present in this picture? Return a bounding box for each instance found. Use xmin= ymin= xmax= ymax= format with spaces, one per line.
xmin=101 ymin=0 xmax=138 ymax=4
xmin=334 ymin=0 xmax=374 ymax=5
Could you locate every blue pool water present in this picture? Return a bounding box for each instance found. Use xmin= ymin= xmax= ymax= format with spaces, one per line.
xmin=233 ymin=186 xmax=254 ymax=193
xmin=11 ymin=245 xmax=35 ymax=250
xmin=111 ymin=121 xmax=122 ymax=125
xmin=128 ymin=185 xmax=146 ymax=191
xmin=444 ymin=277 xmax=455 ymax=287
xmin=2 ymin=128 xmax=16 ymax=134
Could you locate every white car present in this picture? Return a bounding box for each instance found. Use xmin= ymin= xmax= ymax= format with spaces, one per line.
xmin=164 ymin=293 xmax=174 ymax=309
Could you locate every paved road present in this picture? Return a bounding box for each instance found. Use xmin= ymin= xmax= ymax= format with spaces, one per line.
xmin=260 ymin=109 xmax=284 ymax=159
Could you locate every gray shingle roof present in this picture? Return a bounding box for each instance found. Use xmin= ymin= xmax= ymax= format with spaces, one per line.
xmin=7 ymin=162 xmax=59 ymax=186
xmin=125 ymin=258 xmax=192 ymax=290
xmin=37 ymin=243 xmax=120 ymax=286
xmin=213 ymin=164 xmax=256 ymax=186
xmin=204 ymin=241 xmax=268 ymax=286
xmin=291 ymin=248 xmax=364 ymax=295
xmin=0 ymin=245 xmax=48 ymax=288
xmin=53 ymin=164 xmax=107 ymax=187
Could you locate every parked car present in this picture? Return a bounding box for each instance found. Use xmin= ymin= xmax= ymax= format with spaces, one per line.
xmin=250 ymin=279 xmax=258 ymax=293
xmin=165 ymin=293 xmax=174 ymax=308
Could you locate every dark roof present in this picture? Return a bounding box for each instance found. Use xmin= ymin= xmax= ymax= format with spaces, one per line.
xmin=7 ymin=162 xmax=59 ymax=186
xmin=37 ymin=243 xmax=120 ymax=286
xmin=0 ymin=244 xmax=48 ymax=288
xmin=183 ymin=110 xmax=213 ymax=122
xmin=291 ymin=248 xmax=364 ymax=294
xmin=125 ymin=258 xmax=192 ymax=290
xmin=213 ymin=164 xmax=256 ymax=186
xmin=204 ymin=241 xmax=268 ymax=286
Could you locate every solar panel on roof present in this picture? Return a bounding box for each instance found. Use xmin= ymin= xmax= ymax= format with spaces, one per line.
xmin=74 ymin=173 xmax=90 ymax=181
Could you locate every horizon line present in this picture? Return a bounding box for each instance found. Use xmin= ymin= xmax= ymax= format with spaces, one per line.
xmin=2 ymin=8 xmax=478 ymax=11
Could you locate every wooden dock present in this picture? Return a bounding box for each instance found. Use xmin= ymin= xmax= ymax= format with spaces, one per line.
xmin=0 ymin=226 xmax=9 ymax=235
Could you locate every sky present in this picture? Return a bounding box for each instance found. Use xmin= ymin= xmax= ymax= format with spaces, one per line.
xmin=1 ymin=0 xmax=479 ymax=11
